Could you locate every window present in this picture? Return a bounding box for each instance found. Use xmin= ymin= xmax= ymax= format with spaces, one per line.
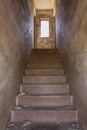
xmin=40 ymin=20 xmax=50 ymax=38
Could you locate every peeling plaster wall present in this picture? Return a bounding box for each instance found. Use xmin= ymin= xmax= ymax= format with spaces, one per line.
xmin=35 ymin=10 xmax=56 ymax=48
xmin=56 ymin=0 xmax=87 ymax=129
xmin=0 ymin=0 xmax=33 ymax=129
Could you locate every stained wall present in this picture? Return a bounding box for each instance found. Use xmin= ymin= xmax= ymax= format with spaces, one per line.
xmin=56 ymin=0 xmax=87 ymax=129
xmin=0 ymin=0 xmax=33 ymax=129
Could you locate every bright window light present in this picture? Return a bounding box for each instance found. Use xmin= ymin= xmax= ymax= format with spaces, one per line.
xmin=41 ymin=21 xmax=49 ymax=38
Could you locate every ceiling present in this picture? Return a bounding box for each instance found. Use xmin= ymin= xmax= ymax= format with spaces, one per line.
xmin=33 ymin=0 xmax=56 ymax=16
xmin=35 ymin=0 xmax=54 ymax=10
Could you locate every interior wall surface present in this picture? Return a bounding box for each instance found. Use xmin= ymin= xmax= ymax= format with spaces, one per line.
xmin=56 ymin=0 xmax=87 ymax=129
xmin=35 ymin=10 xmax=56 ymax=48
xmin=0 ymin=0 xmax=34 ymax=129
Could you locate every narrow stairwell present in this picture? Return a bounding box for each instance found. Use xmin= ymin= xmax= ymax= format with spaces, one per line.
xmin=6 ymin=49 xmax=81 ymax=130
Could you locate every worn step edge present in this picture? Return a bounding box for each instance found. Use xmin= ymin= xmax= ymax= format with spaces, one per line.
xmin=14 ymin=105 xmax=76 ymax=111
xmin=25 ymin=69 xmax=64 ymax=76
xmin=27 ymin=64 xmax=63 ymax=69
xmin=23 ymin=75 xmax=66 ymax=84
xmin=27 ymin=64 xmax=63 ymax=67
xmin=6 ymin=122 xmax=81 ymax=130
xmin=27 ymin=67 xmax=63 ymax=69
xmin=16 ymin=95 xmax=73 ymax=106
xmin=20 ymin=84 xmax=69 ymax=94
xmin=11 ymin=110 xmax=78 ymax=123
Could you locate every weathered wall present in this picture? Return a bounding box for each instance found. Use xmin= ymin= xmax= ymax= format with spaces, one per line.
xmin=56 ymin=0 xmax=87 ymax=129
xmin=35 ymin=10 xmax=56 ymax=48
xmin=0 ymin=0 xmax=33 ymax=129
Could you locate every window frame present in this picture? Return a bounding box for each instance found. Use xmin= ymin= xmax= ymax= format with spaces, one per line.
xmin=40 ymin=18 xmax=50 ymax=38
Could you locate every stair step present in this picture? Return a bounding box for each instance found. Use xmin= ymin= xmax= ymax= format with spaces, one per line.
xmin=31 ymin=49 xmax=58 ymax=52
xmin=11 ymin=110 xmax=78 ymax=123
xmin=27 ymin=64 xmax=63 ymax=69
xmin=28 ymin=59 xmax=62 ymax=64
xmin=16 ymin=95 xmax=73 ymax=107
xmin=20 ymin=84 xmax=69 ymax=95
xmin=6 ymin=122 xmax=81 ymax=130
xmin=23 ymin=76 xmax=66 ymax=85
xmin=14 ymin=105 xmax=76 ymax=110
xmin=25 ymin=69 xmax=64 ymax=76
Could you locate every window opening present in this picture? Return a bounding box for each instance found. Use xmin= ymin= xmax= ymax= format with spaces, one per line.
xmin=40 ymin=20 xmax=50 ymax=38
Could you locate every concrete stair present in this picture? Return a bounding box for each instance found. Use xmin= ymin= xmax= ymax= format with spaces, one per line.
xmin=10 ymin=49 xmax=79 ymax=127
xmin=23 ymin=75 xmax=66 ymax=85
xmin=20 ymin=84 xmax=69 ymax=95
xmin=27 ymin=64 xmax=63 ymax=69
xmin=25 ymin=69 xmax=64 ymax=76
xmin=11 ymin=110 xmax=78 ymax=123
xmin=16 ymin=95 xmax=73 ymax=107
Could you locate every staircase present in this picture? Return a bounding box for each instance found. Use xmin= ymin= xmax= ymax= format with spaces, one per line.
xmin=6 ymin=49 xmax=81 ymax=130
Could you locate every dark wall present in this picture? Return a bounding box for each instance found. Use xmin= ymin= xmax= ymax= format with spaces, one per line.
xmin=0 ymin=0 xmax=34 ymax=129
xmin=56 ymin=0 xmax=87 ymax=129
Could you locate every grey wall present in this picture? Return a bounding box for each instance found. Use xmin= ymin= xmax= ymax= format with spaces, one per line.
xmin=56 ymin=0 xmax=87 ymax=130
xmin=0 ymin=0 xmax=33 ymax=129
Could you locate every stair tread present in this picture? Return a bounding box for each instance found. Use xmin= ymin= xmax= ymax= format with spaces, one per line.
xmin=20 ymin=84 xmax=69 ymax=95
xmin=19 ymin=94 xmax=70 ymax=96
xmin=25 ymin=69 xmax=64 ymax=76
xmin=6 ymin=122 xmax=81 ymax=130
xmin=21 ymin=84 xmax=69 ymax=87
xmin=14 ymin=105 xmax=76 ymax=110
xmin=16 ymin=95 xmax=73 ymax=107
xmin=17 ymin=95 xmax=72 ymax=97
xmin=11 ymin=109 xmax=78 ymax=123
xmin=23 ymin=75 xmax=66 ymax=85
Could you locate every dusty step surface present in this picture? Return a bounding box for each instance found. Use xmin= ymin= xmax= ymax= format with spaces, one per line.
xmin=28 ymin=57 xmax=62 ymax=64
xmin=30 ymin=53 xmax=60 ymax=58
xmin=16 ymin=95 xmax=73 ymax=107
xmin=29 ymin=54 xmax=61 ymax=60
xmin=31 ymin=48 xmax=58 ymax=52
xmin=28 ymin=56 xmax=62 ymax=65
xmin=14 ymin=105 xmax=76 ymax=111
xmin=6 ymin=122 xmax=81 ymax=130
xmin=30 ymin=52 xmax=60 ymax=58
xmin=25 ymin=69 xmax=64 ymax=76
xmin=28 ymin=49 xmax=62 ymax=65
xmin=23 ymin=75 xmax=66 ymax=84
xmin=20 ymin=84 xmax=69 ymax=95
xmin=28 ymin=59 xmax=62 ymax=65
xmin=11 ymin=109 xmax=78 ymax=123
xmin=27 ymin=64 xmax=63 ymax=69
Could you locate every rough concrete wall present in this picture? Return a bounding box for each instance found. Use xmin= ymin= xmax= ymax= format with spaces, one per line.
xmin=56 ymin=0 xmax=87 ymax=129
xmin=35 ymin=10 xmax=56 ymax=48
xmin=0 ymin=0 xmax=33 ymax=129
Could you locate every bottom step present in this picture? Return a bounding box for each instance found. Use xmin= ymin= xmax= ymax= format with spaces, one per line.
xmin=6 ymin=122 xmax=81 ymax=130
xmin=11 ymin=110 xmax=78 ymax=123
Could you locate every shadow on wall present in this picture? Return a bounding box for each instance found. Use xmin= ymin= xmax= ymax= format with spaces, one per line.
xmin=0 ymin=0 xmax=34 ymax=130
xmin=56 ymin=0 xmax=87 ymax=130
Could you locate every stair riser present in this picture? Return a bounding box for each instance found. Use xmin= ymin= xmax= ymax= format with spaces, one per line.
xmin=16 ymin=96 xmax=73 ymax=106
xmin=25 ymin=69 xmax=64 ymax=76
xmin=20 ymin=85 xmax=69 ymax=94
xmin=11 ymin=110 xmax=78 ymax=123
xmin=28 ymin=60 xmax=62 ymax=64
xmin=27 ymin=64 xmax=63 ymax=69
xmin=23 ymin=76 xmax=66 ymax=85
